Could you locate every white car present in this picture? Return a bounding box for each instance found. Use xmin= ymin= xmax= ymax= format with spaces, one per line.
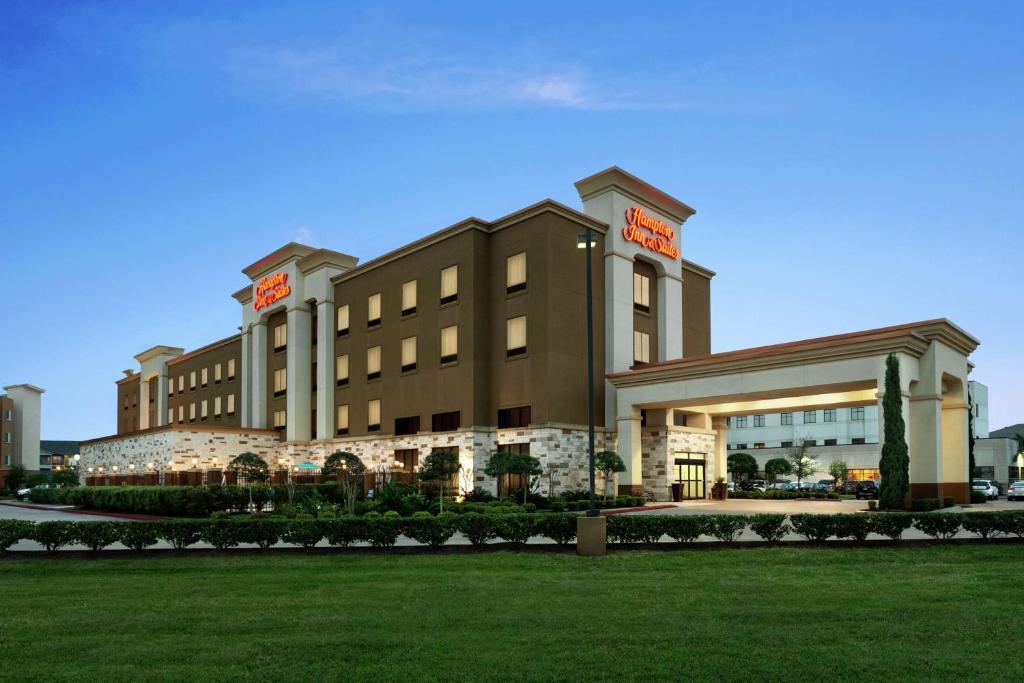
xmin=972 ymin=479 xmax=999 ymax=500
xmin=1006 ymin=481 xmax=1024 ymax=501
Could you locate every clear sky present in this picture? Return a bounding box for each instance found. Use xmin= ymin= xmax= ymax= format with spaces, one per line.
xmin=1 ymin=1 xmax=1021 ymax=440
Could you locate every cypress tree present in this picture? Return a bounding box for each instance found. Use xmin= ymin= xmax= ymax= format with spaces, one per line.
xmin=879 ymin=353 xmax=910 ymax=509
xmin=968 ymin=391 xmax=977 ymax=479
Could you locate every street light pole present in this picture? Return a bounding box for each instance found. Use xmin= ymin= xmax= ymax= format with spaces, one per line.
xmin=578 ymin=228 xmax=598 ymax=517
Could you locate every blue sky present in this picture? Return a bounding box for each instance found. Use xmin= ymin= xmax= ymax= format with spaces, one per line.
xmin=1 ymin=1 xmax=1021 ymax=439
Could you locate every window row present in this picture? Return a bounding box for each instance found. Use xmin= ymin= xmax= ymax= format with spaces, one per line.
xmin=328 ymin=405 xmax=529 ymax=437
xmin=170 ymin=360 xmax=237 ymax=395
xmin=731 ymin=437 xmax=868 ymax=449
xmin=731 ymin=407 xmax=868 ymax=428
xmin=169 ymin=394 xmax=236 ymax=424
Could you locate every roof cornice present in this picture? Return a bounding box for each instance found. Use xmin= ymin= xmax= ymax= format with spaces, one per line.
xmin=134 ymin=345 xmax=185 ymax=364
xmin=167 ymin=334 xmax=241 ymax=366
xmin=242 ymin=242 xmax=317 ymax=280
xmin=681 ymin=258 xmax=716 ymax=279
xmin=575 ymin=166 xmax=696 ymax=224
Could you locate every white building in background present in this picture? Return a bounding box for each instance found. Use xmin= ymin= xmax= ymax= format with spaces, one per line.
xmin=726 ymin=380 xmax=989 ymax=482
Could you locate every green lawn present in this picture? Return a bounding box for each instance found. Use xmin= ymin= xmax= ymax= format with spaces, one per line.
xmin=3 ymin=547 xmax=1024 ymax=681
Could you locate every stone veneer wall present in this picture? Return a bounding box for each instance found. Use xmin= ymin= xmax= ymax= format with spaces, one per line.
xmin=80 ymin=428 xmax=282 ymax=472
xmin=641 ymin=426 xmax=717 ymax=501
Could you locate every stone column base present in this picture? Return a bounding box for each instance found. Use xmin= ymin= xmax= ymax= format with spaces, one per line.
xmin=576 ymin=516 xmax=607 ymax=557
xmin=618 ymin=484 xmax=644 ymax=496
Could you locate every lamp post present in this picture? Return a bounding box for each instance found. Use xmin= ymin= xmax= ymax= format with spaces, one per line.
xmin=577 ymin=229 xmax=598 ymax=517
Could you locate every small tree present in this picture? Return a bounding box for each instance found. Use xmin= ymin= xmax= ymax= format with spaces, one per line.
xmin=595 ymin=450 xmax=626 ymax=500
xmin=507 ymin=453 xmax=542 ymax=504
xmin=4 ymin=464 xmax=27 ymax=493
xmin=228 ymin=452 xmax=270 ymax=510
xmin=484 ymin=451 xmax=516 ymax=497
xmin=727 ymin=453 xmax=759 ymax=482
xmin=419 ymin=450 xmax=460 ymax=512
xmin=786 ymin=442 xmax=817 ymax=492
xmin=828 ymin=459 xmax=848 ymax=490
xmin=321 ymin=452 xmax=364 ymax=514
xmin=764 ymin=458 xmax=792 ymax=482
xmin=878 ymin=353 xmax=910 ymax=509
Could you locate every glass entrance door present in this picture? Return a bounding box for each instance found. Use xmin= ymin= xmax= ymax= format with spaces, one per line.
xmin=673 ymin=453 xmax=706 ymax=500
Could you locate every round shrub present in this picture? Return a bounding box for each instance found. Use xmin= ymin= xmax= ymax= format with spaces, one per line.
xmin=119 ymin=523 xmax=160 ymax=551
xmin=0 ymin=519 xmax=34 ymax=551
xmin=76 ymin=522 xmax=121 ymax=551
xmin=31 ymin=521 xmax=78 ymax=551
xmin=748 ymin=514 xmax=789 ymax=543
xmin=663 ymin=516 xmax=709 ymax=543
xmin=913 ymin=513 xmax=963 ymax=540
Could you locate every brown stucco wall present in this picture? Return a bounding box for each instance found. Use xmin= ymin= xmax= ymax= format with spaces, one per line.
xmin=682 ymin=264 xmax=712 ymax=357
xmin=167 ymin=336 xmax=242 ymax=429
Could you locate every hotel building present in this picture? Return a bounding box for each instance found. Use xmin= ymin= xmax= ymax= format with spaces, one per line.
xmin=82 ymin=167 xmax=981 ymax=503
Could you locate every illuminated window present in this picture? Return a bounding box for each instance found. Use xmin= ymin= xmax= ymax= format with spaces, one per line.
xmin=633 ymin=272 xmax=650 ymax=312
xmin=178 ymin=375 xmax=184 ymax=393
xmin=214 ymin=396 xmax=222 ymax=418
xmin=401 ymin=337 xmax=417 ymax=373
xmin=178 ymin=405 xmax=184 ymax=423
xmin=506 ymin=252 xmax=527 ymax=293
xmin=850 ymin=407 xmax=865 ymax=421
xmin=401 ymin=280 xmax=417 ymax=316
xmin=168 ymin=381 xmax=174 ymax=397
xmin=200 ymin=400 xmax=208 ymax=420
xmin=823 ymin=409 xmax=836 ymax=423
xmin=754 ymin=443 xmax=765 ymax=449
xmin=274 ymin=368 xmax=287 ymax=397
xmin=227 ymin=393 xmax=235 ymax=416
xmin=189 ymin=403 xmax=196 ymax=422
xmin=803 ymin=411 xmax=817 ymax=424
xmin=167 ymin=408 xmax=173 ymax=424
xmin=754 ymin=414 xmax=765 ymax=427
xmin=367 ymin=399 xmax=381 ymax=432
xmin=214 ymin=363 xmax=222 ymax=383
xmin=441 ymin=325 xmax=458 ymax=364
xmin=633 ymin=330 xmax=650 ymax=364
xmin=367 ymin=346 xmax=381 ymax=380
xmin=336 ymin=354 xmax=349 ymax=387
xmin=201 ymin=367 xmax=208 ymax=388
xmin=274 ymin=410 xmax=287 ymax=428
xmin=440 ymin=265 xmax=458 ymax=304
xmin=227 ymin=359 xmax=235 ymax=381
xmin=506 ymin=316 xmax=527 ymax=358
xmin=781 ymin=412 xmax=793 ymax=426
xmin=274 ymin=323 xmax=287 ymax=351
xmin=336 ymin=304 xmax=350 ymax=336
xmin=846 ymin=468 xmax=880 ymax=481
xmin=367 ymin=293 xmax=381 ymax=327
xmin=336 ymin=404 xmax=349 ymax=435
xmin=190 ymin=372 xmax=197 ymax=390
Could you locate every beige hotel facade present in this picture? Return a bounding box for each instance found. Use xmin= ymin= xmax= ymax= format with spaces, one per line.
xmin=82 ymin=167 xmax=980 ymax=503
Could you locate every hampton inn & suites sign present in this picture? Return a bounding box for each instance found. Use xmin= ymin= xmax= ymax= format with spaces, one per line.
xmin=621 ymin=206 xmax=680 ymax=259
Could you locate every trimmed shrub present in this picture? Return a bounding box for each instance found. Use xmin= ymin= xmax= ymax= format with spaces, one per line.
xmin=31 ymin=521 xmax=78 ymax=551
xmin=158 ymin=520 xmax=205 ymax=550
xmin=831 ymin=515 xmax=871 ymax=542
xmin=456 ymin=513 xmax=498 ymax=546
xmin=536 ymin=513 xmax=576 ymax=545
xmin=868 ymin=513 xmax=914 ymax=541
xmin=361 ymin=518 xmax=401 ymax=548
xmin=0 ymin=519 xmax=34 ymax=551
xmin=970 ymin=490 xmax=987 ymax=504
xmin=664 ymin=516 xmax=709 ymax=543
xmin=281 ymin=518 xmax=324 ymax=548
xmin=203 ymin=519 xmax=241 ymax=550
xmin=323 ymin=518 xmax=363 ymax=547
xmin=913 ymin=513 xmax=962 ymax=540
xmin=235 ymin=518 xmax=286 ymax=549
xmin=404 ymin=513 xmax=457 ymax=548
xmin=76 ymin=521 xmax=121 ymax=551
xmin=119 ymin=523 xmax=160 ymax=551
xmin=790 ymin=514 xmax=840 ymax=542
xmin=607 ymin=516 xmax=667 ymax=544
xmin=993 ymin=511 xmax=1024 ymax=538
xmin=912 ymin=498 xmax=941 ymax=512
xmin=493 ymin=515 xmax=538 ymax=545
xmin=942 ymin=496 xmax=955 ymax=509
xmin=961 ymin=513 xmax=1000 ymax=540
xmin=748 ymin=514 xmax=789 ymax=543
xmin=707 ymin=515 xmax=748 ymax=542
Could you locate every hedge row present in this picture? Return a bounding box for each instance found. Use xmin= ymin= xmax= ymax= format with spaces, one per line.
xmin=728 ymin=490 xmax=841 ymax=500
xmin=4 ymin=511 xmax=1024 ymax=553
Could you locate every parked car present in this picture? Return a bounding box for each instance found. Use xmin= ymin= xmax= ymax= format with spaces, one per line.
xmin=16 ymin=482 xmax=60 ymax=501
xmin=1007 ymin=481 xmax=1024 ymax=502
xmin=739 ymin=479 xmax=768 ymax=492
xmin=972 ymin=479 xmax=1000 ymax=500
xmin=727 ymin=482 xmax=736 ymax=492
xmin=817 ymin=480 xmax=834 ymax=492
xmin=842 ymin=480 xmax=861 ymax=495
xmin=855 ymin=481 xmax=879 ymax=500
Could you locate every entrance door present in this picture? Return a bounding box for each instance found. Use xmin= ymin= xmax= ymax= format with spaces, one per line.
xmin=673 ymin=453 xmax=706 ymax=500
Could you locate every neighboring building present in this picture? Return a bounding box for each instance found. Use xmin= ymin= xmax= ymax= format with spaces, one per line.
xmin=82 ymin=167 xmax=982 ymax=503
xmin=40 ymin=440 xmax=81 ymax=471
xmin=0 ymin=384 xmax=45 ymax=487
xmin=990 ymin=423 xmax=1024 ymax=440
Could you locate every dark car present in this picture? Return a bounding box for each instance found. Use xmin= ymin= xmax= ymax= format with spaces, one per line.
xmin=855 ymin=481 xmax=879 ymax=500
xmin=842 ymin=480 xmax=860 ymax=495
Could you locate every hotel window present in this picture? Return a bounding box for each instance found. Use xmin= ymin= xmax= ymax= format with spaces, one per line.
xmin=189 ymin=403 xmax=196 ymax=422
xmin=852 ymin=437 xmax=866 ymax=445
xmin=394 ymin=449 xmax=419 ymax=477
xmin=214 ymin=363 xmax=222 ymax=384
xmin=132 ymin=392 xmax=137 ymax=407
xmin=498 ymin=405 xmax=531 ymax=429
xmin=401 ymin=280 xmax=417 ymax=316
xmin=227 ymin=393 xmax=235 ymax=416
xmin=178 ymin=375 xmax=184 ymax=393
xmin=736 ymin=443 xmax=748 ymax=450
xmin=336 ymin=404 xmax=349 ymax=436
xmin=200 ymin=400 xmax=208 ymax=420
xmin=336 ymin=304 xmax=350 ymax=336
xmin=3 ymin=409 xmax=10 ymax=420
xmin=781 ymin=412 xmax=793 ymax=426
xmin=735 ymin=416 xmax=748 ymax=428
xmin=754 ymin=443 xmax=765 ymax=449
xmin=3 ymin=432 xmax=10 ymax=444
xmin=441 ymin=325 xmax=458 ymax=364
xmin=846 ymin=468 xmax=880 ymax=481
xmin=274 ymin=410 xmax=287 ymax=429
xmin=3 ymin=454 xmax=9 ymax=466
xmin=803 ymin=410 xmax=817 ymax=424
xmin=440 ymin=265 xmax=458 ymax=305
xmin=633 ymin=330 xmax=650 ymax=364
xmin=367 ymin=293 xmax=381 ymax=327
xmin=123 ymin=395 xmax=129 ymax=410
xmin=850 ymin=406 xmax=865 ymax=421
xmin=803 ymin=439 xmax=816 ymax=446
xmin=432 ymin=410 xmax=460 ymax=432
xmin=189 ymin=372 xmax=197 ymax=390
xmin=367 ymin=399 xmax=381 ymax=432
xmin=167 ymin=408 xmax=173 ymax=424
xmin=633 ymin=272 xmax=650 ymax=313
xmin=168 ymin=382 xmax=174 ymax=397
xmin=214 ymin=396 xmax=222 ymax=418
xmin=227 ymin=359 xmax=236 ymax=381
xmin=401 ymin=337 xmax=417 ymax=373
xmin=336 ymin=354 xmax=349 ymax=387
xmin=274 ymin=323 xmax=287 ymax=351
xmin=367 ymin=346 xmax=382 ymax=380
xmin=823 ymin=409 xmax=836 ymax=423
xmin=506 ymin=252 xmax=527 ymax=294
xmin=201 ymin=367 xmax=208 ymax=388
xmin=506 ymin=316 xmax=527 ymax=358
xmin=274 ymin=368 xmax=287 ymax=397
xmin=395 ymin=415 xmax=420 ymax=436
xmin=781 ymin=440 xmax=793 ymax=448
xmin=753 ymin=414 xmax=765 ymax=427
xmin=824 ymin=438 xmax=837 ymax=446
xmin=177 ymin=405 xmax=184 ymax=423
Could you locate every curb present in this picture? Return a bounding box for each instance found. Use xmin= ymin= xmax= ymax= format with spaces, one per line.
xmin=0 ymin=502 xmax=164 ymax=522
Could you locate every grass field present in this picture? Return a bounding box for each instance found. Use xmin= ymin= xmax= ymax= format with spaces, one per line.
xmin=3 ymin=546 xmax=1024 ymax=681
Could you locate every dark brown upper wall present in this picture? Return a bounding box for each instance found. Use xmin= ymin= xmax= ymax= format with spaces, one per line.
xmin=167 ymin=336 xmax=242 ymax=428
xmin=1 ymin=395 xmax=14 ymax=462
xmin=681 ymin=261 xmax=713 ymax=357
xmin=116 ymin=376 xmax=140 ymax=434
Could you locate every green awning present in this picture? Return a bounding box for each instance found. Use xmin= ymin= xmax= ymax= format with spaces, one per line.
xmin=296 ymin=461 xmax=320 ymax=471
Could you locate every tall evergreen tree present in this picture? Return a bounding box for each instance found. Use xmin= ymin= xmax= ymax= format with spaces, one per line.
xmin=879 ymin=353 xmax=910 ymax=509
xmin=967 ymin=390 xmax=976 ymax=479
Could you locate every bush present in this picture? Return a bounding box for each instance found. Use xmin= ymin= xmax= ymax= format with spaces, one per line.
xmin=663 ymin=516 xmax=709 ymax=543
xmin=0 ymin=519 xmax=34 ymax=551
xmin=536 ymin=514 xmax=576 ymax=545
xmin=707 ymin=515 xmax=748 ymax=542
xmin=993 ymin=511 xmax=1024 ymax=538
xmin=456 ymin=513 xmax=498 ymax=546
xmin=913 ymin=513 xmax=962 ymax=540
xmin=789 ymin=514 xmax=837 ymax=542
xmin=281 ymin=519 xmax=324 ymax=548
xmin=31 ymin=521 xmax=78 ymax=551
xmin=943 ymin=496 xmax=955 ymax=508
xmin=493 ymin=515 xmax=538 ymax=545
xmin=158 ymin=520 xmax=205 ymax=550
xmin=970 ymin=490 xmax=987 ymax=504
xmin=831 ymin=515 xmax=870 ymax=542
xmin=748 ymin=514 xmax=789 ymax=543
xmin=202 ymin=518 xmax=241 ymax=550
xmin=961 ymin=513 xmax=1001 ymax=540
xmin=868 ymin=513 xmax=914 ymax=541
xmin=912 ymin=498 xmax=942 ymax=512
xmin=235 ymin=518 xmax=286 ymax=549
xmin=404 ymin=514 xmax=457 ymax=548
xmin=361 ymin=518 xmax=401 ymax=548
xmin=323 ymin=518 xmax=363 ymax=547
xmin=119 ymin=523 xmax=160 ymax=550
xmin=549 ymin=499 xmax=567 ymax=513
xmin=76 ymin=522 xmax=121 ymax=551
xmin=607 ymin=516 xmax=668 ymax=544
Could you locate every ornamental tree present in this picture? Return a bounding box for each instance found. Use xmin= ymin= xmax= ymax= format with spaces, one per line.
xmin=227 ymin=452 xmax=269 ymax=482
xmin=322 ymin=451 xmax=365 ymax=514
xmin=764 ymin=458 xmax=792 ymax=481
xmin=595 ymin=450 xmax=626 ymax=500
xmin=878 ymin=353 xmax=910 ymax=509
xmin=484 ymin=451 xmax=516 ymax=497
xmin=785 ymin=442 xmax=817 ymax=492
xmin=727 ymin=453 xmax=758 ymax=481
xmin=828 ymin=459 xmax=849 ymax=490
xmin=507 ymin=453 xmax=543 ymax=504
xmin=419 ymin=450 xmax=461 ymax=512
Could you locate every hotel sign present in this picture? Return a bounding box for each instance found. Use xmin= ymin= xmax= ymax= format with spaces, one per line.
xmin=621 ymin=206 xmax=679 ymax=259
xmin=254 ymin=272 xmax=291 ymax=312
